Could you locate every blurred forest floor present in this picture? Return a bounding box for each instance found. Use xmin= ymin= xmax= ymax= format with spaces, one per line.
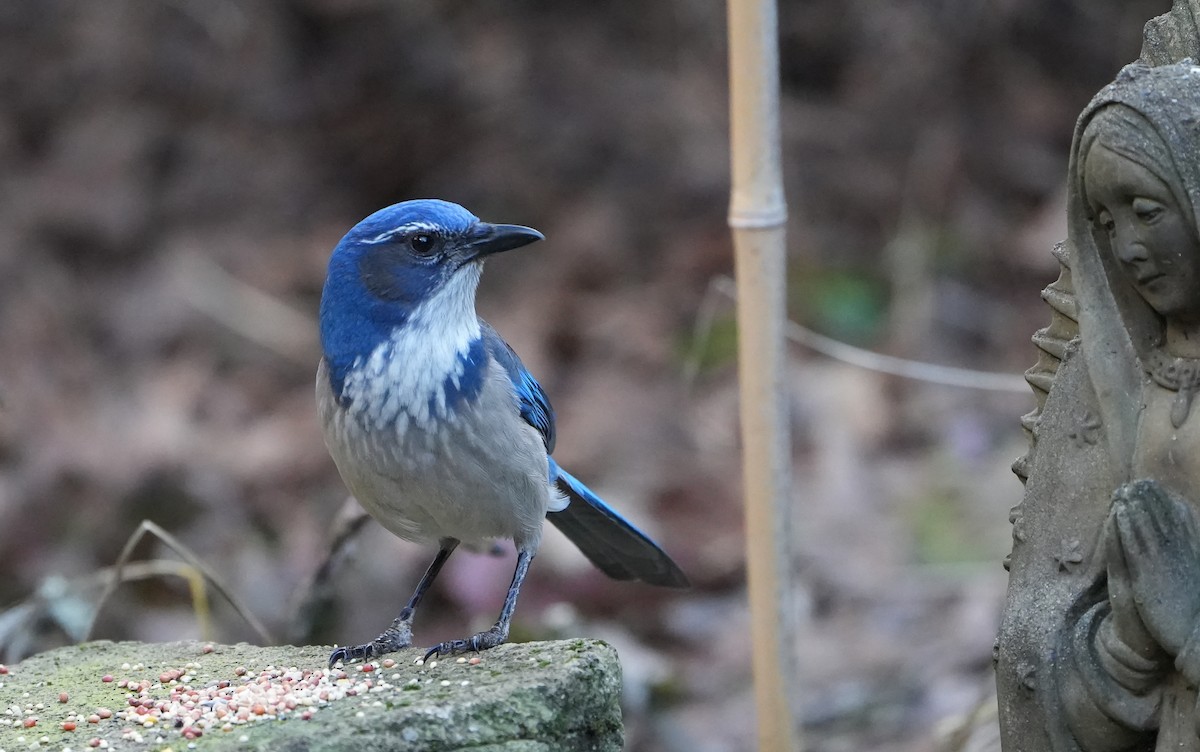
xmin=0 ymin=1 xmax=1171 ymax=750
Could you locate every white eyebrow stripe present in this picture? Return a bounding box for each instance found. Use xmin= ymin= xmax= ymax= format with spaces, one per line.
xmin=361 ymin=221 xmax=442 ymax=245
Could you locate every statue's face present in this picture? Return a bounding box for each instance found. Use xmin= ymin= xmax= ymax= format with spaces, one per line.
xmin=1085 ymin=142 xmax=1200 ymax=324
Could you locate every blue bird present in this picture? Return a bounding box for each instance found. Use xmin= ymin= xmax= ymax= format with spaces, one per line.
xmin=317 ymin=199 xmax=688 ymax=666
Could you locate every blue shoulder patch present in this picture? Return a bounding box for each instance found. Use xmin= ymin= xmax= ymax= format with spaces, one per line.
xmin=481 ymin=324 xmax=555 ymax=453
xmin=431 ymin=337 xmax=488 ymax=417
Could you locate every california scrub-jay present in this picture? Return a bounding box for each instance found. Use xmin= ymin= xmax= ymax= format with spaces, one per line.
xmin=317 ymin=199 xmax=688 ymax=665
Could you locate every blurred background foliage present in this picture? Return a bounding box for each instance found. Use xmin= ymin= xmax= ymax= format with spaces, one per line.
xmin=0 ymin=0 xmax=1171 ymax=749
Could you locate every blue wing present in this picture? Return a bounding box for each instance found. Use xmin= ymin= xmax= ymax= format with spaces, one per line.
xmin=481 ymin=322 xmax=687 ymax=589
xmin=481 ymin=322 xmax=555 ymax=453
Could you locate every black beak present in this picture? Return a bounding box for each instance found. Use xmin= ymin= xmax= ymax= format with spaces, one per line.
xmin=465 ymin=222 xmax=544 ymax=261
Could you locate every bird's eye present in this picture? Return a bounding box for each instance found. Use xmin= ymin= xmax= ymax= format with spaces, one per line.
xmin=409 ymin=233 xmax=435 ymax=254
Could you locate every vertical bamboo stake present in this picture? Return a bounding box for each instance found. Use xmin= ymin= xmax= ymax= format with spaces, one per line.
xmin=726 ymin=0 xmax=797 ymax=750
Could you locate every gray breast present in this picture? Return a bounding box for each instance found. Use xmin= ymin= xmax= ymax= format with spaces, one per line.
xmin=316 ymin=357 xmax=553 ymax=548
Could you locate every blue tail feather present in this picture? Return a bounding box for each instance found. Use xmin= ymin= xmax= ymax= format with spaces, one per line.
xmin=547 ymin=461 xmax=689 ymax=588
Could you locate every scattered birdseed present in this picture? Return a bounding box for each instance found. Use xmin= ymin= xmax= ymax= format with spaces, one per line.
xmin=468 ymin=657 xmax=482 ymax=666
xmin=202 ymin=644 xmax=215 ymax=654
xmin=62 ymin=721 xmax=76 ymax=731
xmin=456 ymin=657 xmax=467 ymax=664
xmin=0 ymin=665 xmax=8 ymax=675
xmin=381 ymin=659 xmax=395 ymax=669
xmin=22 ymin=718 xmax=35 ymax=728
xmin=58 ymin=693 xmax=69 ymax=704
xmin=100 ymin=676 xmax=113 ymax=684
xmin=71 ymin=655 xmax=433 ymax=744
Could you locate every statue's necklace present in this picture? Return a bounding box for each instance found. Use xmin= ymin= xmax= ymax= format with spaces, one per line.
xmin=1145 ymin=350 xmax=1200 ymax=428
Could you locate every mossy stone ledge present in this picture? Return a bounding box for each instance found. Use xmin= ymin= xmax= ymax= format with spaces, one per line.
xmin=0 ymin=638 xmax=622 ymax=751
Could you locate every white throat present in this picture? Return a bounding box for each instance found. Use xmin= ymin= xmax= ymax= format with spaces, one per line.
xmin=341 ymin=264 xmax=484 ymax=428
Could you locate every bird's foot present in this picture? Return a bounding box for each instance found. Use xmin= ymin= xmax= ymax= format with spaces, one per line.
xmin=422 ymin=624 xmax=508 ymax=663
xmin=329 ymin=614 xmax=413 ymax=668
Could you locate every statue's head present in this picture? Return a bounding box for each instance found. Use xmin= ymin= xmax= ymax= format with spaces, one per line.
xmin=1079 ymin=103 xmax=1200 ymax=325
xmin=1071 ymin=63 xmax=1200 ymax=343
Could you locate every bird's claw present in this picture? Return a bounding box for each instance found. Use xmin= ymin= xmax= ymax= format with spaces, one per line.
xmin=422 ymin=626 xmax=507 ymax=663
xmin=330 ymin=618 xmax=413 ymax=668
xmin=328 ymin=643 xmax=374 ymax=668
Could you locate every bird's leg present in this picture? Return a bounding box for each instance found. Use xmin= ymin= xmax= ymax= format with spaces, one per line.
xmin=423 ymin=548 xmax=534 ymax=662
xmin=329 ymin=538 xmax=459 ymax=667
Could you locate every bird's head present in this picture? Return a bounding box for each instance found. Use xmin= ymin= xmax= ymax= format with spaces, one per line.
xmin=318 ymin=199 xmax=543 ymax=394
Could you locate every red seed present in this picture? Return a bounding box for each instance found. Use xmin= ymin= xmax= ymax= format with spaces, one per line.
xmin=87 ymin=714 xmax=100 ymax=724
xmin=0 ymin=664 xmax=8 ymax=674
xmin=58 ymin=692 xmax=69 ymax=703
xmin=360 ymin=663 xmax=375 ymax=673
xmin=382 ymin=658 xmax=396 ymax=669
xmin=101 ymin=674 xmax=113 ymax=683
xmin=252 ymin=704 xmax=266 ymax=716
xmin=23 ymin=717 xmax=36 ymax=728
xmin=202 ymin=644 xmax=215 ymax=654
xmin=97 ymin=708 xmax=113 ymax=719
xmin=89 ymin=738 xmax=102 ymax=748
xmin=62 ymin=721 xmax=77 ymax=732
xmin=234 ymin=666 xmax=246 ymax=676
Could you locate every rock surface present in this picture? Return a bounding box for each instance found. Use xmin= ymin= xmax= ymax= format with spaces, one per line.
xmin=0 ymin=639 xmax=622 ymax=751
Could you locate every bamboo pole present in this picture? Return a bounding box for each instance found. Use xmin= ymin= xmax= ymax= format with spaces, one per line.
xmin=726 ymin=0 xmax=797 ymax=750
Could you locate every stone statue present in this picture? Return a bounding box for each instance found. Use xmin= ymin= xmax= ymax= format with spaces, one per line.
xmin=996 ymin=61 xmax=1200 ymax=751
xmin=1141 ymin=0 xmax=1200 ymax=66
